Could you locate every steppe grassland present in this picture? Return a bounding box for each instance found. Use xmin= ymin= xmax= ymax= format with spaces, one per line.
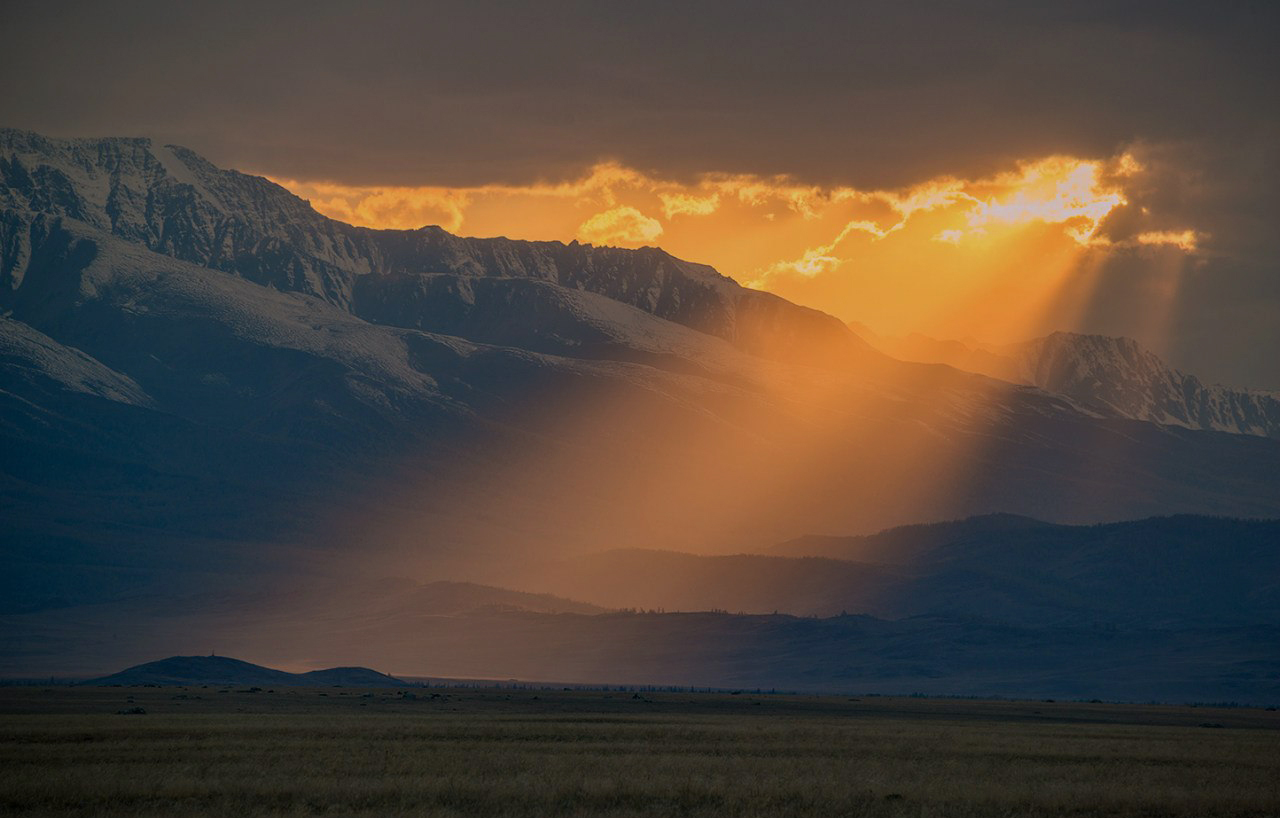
xmin=1 ymin=689 xmax=1277 ymax=817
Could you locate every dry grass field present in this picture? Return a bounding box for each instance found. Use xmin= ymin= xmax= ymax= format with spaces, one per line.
xmin=1 ymin=686 xmax=1278 ymax=817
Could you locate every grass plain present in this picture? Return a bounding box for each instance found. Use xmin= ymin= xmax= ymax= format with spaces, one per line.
xmin=1 ymin=686 xmax=1277 ymax=817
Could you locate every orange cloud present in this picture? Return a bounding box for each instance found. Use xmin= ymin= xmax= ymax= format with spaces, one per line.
xmin=274 ymin=179 xmax=471 ymax=232
xmin=577 ymin=206 xmax=663 ymax=245
xmin=1135 ymin=230 xmax=1200 ymax=252
xmin=270 ymin=150 xmax=1198 ymax=346
xmin=961 ymin=157 xmax=1126 ymax=244
xmin=746 ymin=155 xmax=1140 ymax=290
xmin=659 ymin=192 xmax=720 ymax=218
xmin=763 ymin=248 xmax=844 ymax=279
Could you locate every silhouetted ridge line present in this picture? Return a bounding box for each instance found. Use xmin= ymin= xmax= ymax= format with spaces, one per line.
xmin=83 ymin=655 xmax=405 ymax=687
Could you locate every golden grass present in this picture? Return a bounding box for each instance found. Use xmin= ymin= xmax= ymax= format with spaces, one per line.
xmin=1 ymin=688 xmax=1277 ymax=817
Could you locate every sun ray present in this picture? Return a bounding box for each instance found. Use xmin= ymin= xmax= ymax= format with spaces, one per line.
xmin=273 ymin=150 xmax=1194 ymax=354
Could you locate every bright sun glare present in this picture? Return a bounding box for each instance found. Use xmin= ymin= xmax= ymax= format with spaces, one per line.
xmin=272 ymin=151 xmax=1195 ymax=346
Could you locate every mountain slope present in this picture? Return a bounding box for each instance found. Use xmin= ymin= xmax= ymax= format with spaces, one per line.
xmin=3 ymin=129 xmax=1280 ymax=691
xmin=774 ymin=514 xmax=1280 ymax=627
xmin=486 ymin=549 xmax=905 ymax=618
xmin=852 ymin=325 xmax=1280 ymax=438
xmin=774 ymin=513 xmax=1052 ymax=564
xmin=1016 ymin=332 xmax=1280 ymax=437
xmin=7 ymin=219 xmax=1276 ymax=616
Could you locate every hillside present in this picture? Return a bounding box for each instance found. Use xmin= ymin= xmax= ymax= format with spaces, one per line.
xmin=32 ymin=611 xmax=1280 ymax=703
xmin=84 ymin=655 xmax=404 ymax=687
xmin=494 ymin=514 xmax=1280 ymax=627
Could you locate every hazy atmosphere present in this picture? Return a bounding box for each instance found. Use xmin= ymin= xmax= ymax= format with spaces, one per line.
xmin=2 ymin=3 xmax=1278 ymax=816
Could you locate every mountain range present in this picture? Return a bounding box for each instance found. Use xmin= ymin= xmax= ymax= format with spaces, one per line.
xmin=2 ymin=129 xmax=1278 ymax=700
xmin=12 ymin=514 xmax=1276 ymax=701
xmin=485 ymin=514 xmax=1280 ymax=628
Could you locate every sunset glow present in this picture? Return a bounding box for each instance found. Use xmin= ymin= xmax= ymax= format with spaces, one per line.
xmin=6 ymin=3 xmax=1280 ymax=785
xmin=958 ymin=157 xmax=1128 ymax=244
xmin=273 ymin=151 xmax=1189 ymax=346
xmin=1135 ymin=230 xmax=1200 ymax=252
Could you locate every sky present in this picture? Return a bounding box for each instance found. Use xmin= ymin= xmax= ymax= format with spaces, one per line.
xmin=3 ymin=0 xmax=1278 ymax=387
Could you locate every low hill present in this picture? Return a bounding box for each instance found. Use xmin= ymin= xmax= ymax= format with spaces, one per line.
xmin=83 ymin=655 xmax=404 ymax=687
xmin=58 ymin=615 xmax=1280 ymax=703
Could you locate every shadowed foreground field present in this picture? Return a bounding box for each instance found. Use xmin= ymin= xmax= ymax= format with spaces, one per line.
xmin=2 ymin=687 xmax=1278 ymax=817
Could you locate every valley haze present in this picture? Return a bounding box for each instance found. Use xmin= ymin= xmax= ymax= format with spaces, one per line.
xmin=1 ymin=130 xmax=1278 ymax=706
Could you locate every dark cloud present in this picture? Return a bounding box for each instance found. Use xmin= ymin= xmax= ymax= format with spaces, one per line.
xmin=1082 ymin=136 xmax=1280 ymax=388
xmin=3 ymin=0 xmax=1275 ymax=186
xmin=2 ymin=0 xmax=1278 ymax=385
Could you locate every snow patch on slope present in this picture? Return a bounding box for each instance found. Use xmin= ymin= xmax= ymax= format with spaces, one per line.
xmin=0 ymin=315 xmax=153 ymax=407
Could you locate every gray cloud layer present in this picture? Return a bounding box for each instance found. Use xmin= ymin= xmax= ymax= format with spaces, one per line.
xmin=3 ymin=0 xmax=1278 ymax=386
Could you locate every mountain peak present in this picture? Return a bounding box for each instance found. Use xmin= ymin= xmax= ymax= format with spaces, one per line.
xmin=853 ymin=324 xmax=1280 ymax=439
xmin=1012 ymin=331 xmax=1280 ymax=435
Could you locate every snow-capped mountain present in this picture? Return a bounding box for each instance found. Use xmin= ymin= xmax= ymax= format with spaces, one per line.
xmin=4 ymin=129 xmax=1280 ymax=618
xmin=852 ymin=324 xmax=1280 ymax=438
xmin=1015 ymin=332 xmax=1280 ymax=438
xmin=4 ymin=131 xmax=1280 ymax=699
xmin=0 ymin=129 xmax=860 ymax=365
